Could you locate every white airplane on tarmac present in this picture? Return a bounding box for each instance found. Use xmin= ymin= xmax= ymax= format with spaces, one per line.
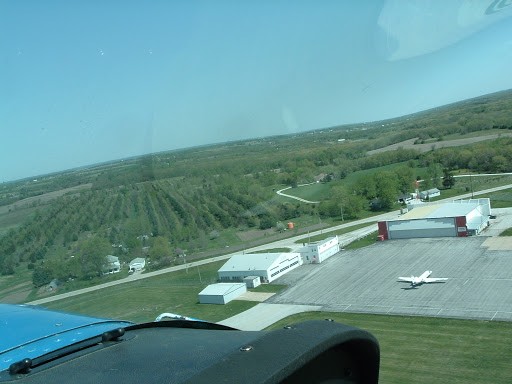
xmin=398 ymin=270 xmax=448 ymax=288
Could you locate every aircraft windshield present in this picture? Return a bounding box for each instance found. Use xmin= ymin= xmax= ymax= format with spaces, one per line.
xmin=1 ymin=1 xmax=512 ymax=383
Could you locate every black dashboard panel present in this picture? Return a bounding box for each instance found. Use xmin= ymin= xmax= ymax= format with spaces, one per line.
xmin=4 ymin=320 xmax=379 ymax=384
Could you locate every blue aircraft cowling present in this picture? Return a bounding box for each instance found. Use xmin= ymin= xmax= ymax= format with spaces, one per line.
xmin=0 ymin=304 xmax=133 ymax=372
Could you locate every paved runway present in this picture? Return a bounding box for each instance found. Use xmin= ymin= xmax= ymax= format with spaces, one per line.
xmin=218 ymin=303 xmax=321 ymax=330
xmin=267 ymin=235 xmax=512 ymax=322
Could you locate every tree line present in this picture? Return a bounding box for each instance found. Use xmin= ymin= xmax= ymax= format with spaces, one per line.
xmin=1 ymin=89 xmax=512 ymax=288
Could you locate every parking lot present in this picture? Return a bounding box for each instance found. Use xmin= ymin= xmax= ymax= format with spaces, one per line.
xmin=269 ymin=229 xmax=512 ymax=322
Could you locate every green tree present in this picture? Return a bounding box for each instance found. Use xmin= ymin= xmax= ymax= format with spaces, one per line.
xmin=32 ymin=265 xmax=53 ymax=287
xmin=374 ymin=171 xmax=399 ymax=210
xmin=394 ymin=166 xmax=415 ymax=194
xmin=259 ymin=214 xmax=275 ymax=230
xmin=442 ymin=169 xmax=456 ymax=189
xmin=341 ymin=194 xmax=366 ymax=219
xmin=77 ymin=236 xmax=111 ymax=279
xmin=427 ymin=163 xmax=443 ymax=189
xmin=354 ymin=176 xmax=377 ymax=200
xmin=149 ymin=236 xmax=171 ymax=262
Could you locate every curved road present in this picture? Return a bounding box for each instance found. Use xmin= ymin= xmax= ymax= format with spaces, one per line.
xmin=27 ymin=183 xmax=512 ymax=308
xmin=276 ymin=184 xmax=319 ymax=204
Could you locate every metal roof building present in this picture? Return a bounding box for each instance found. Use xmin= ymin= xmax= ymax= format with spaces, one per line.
xmin=198 ymin=283 xmax=247 ymax=305
xmin=378 ymin=198 xmax=491 ymax=240
xmin=218 ymin=252 xmax=302 ymax=283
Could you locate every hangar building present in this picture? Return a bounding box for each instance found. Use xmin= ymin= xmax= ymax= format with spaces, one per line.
xmin=198 ymin=283 xmax=247 ymax=305
xmin=378 ymin=198 xmax=491 ymax=240
xmin=299 ymin=236 xmax=340 ymax=263
xmin=218 ymin=252 xmax=302 ymax=283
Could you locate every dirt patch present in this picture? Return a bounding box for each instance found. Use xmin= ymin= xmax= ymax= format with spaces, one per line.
xmin=237 ymin=292 xmax=275 ymax=302
xmin=0 ymin=282 xmax=32 ymax=303
xmin=0 ymin=281 xmax=31 ymax=296
xmin=0 ymin=183 xmax=92 ymax=215
xmin=481 ymin=237 xmax=512 ymax=251
xmin=367 ymin=133 xmax=512 ymax=156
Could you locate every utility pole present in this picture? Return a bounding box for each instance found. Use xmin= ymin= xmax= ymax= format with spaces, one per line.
xmin=197 ymin=265 xmax=202 ymax=283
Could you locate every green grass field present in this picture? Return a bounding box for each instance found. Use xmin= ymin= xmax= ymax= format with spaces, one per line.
xmin=37 ymin=256 xmax=512 ymax=383
xmin=294 ymin=222 xmax=377 ymax=244
xmin=499 ymin=228 xmax=512 ymax=236
xmin=40 ymin=261 xmax=287 ymax=324
xmin=41 ymin=260 xmax=257 ymax=323
xmin=283 ymin=182 xmax=331 ymax=201
xmin=267 ymin=312 xmax=512 ymax=384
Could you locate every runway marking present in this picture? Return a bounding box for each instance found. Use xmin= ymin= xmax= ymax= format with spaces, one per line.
xmin=491 ymin=311 xmax=498 ymax=321
xmin=462 ymin=279 xmax=469 ymax=286
xmin=437 ymin=308 xmax=443 ymax=316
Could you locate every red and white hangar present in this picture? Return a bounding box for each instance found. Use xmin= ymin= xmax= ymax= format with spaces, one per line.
xmin=378 ymin=198 xmax=491 ymax=240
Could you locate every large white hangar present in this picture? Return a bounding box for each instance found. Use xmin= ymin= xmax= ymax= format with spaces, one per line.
xmin=218 ymin=252 xmax=302 ymax=283
xmin=378 ymin=198 xmax=491 ymax=240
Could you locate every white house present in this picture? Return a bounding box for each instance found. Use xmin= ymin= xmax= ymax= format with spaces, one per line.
xmin=104 ymin=255 xmax=120 ymax=274
xmin=419 ymin=188 xmax=440 ymax=200
xmin=299 ymin=236 xmax=340 ymax=264
xmin=198 ymin=283 xmax=247 ymax=305
xmin=129 ymin=257 xmax=146 ymax=272
xmin=218 ymin=253 xmax=302 ymax=283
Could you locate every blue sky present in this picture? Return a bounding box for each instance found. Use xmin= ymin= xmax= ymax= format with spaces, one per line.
xmin=1 ymin=0 xmax=512 ymax=182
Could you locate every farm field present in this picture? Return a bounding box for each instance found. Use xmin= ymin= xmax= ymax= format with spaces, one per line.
xmin=367 ymin=131 xmax=512 ymax=155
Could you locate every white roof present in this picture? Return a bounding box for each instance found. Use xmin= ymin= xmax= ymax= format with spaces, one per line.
xmin=218 ymin=253 xmax=285 ymax=272
xmin=401 ymin=201 xmax=480 ymax=220
xmin=106 ymin=255 xmax=119 ymax=262
xmin=199 ymin=283 xmax=246 ymax=296
xmin=299 ymin=236 xmax=338 ymax=251
xmin=130 ymin=257 xmax=145 ymax=265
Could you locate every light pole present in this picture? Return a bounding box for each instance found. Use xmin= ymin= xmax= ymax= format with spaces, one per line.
xmin=197 ymin=265 xmax=202 ymax=283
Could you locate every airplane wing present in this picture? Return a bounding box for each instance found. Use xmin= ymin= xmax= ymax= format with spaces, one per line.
xmin=397 ymin=277 xmax=414 ymax=282
xmin=424 ymin=277 xmax=448 ymax=283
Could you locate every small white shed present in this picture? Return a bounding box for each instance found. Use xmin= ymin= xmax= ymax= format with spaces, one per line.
xmin=198 ymin=283 xmax=247 ymax=305
xmin=243 ymin=276 xmax=261 ymax=289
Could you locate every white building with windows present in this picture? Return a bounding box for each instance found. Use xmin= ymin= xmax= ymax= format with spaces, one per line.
xmin=299 ymin=236 xmax=340 ymax=264
xmin=218 ymin=252 xmax=302 ymax=283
